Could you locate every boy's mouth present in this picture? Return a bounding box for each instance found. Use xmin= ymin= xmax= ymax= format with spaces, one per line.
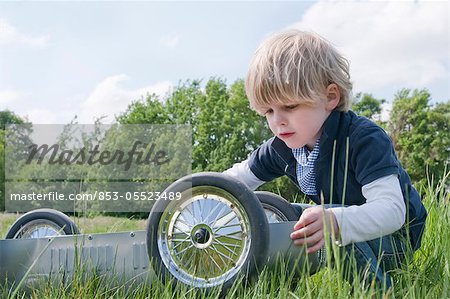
xmin=279 ymin=132 xmax=295 ymax=138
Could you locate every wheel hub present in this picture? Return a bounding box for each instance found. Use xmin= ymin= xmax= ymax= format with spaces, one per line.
xmin=194 ymin=228 xmax=210 ymax=244
xmin=191 ymin=224 xmax=213 ymax=248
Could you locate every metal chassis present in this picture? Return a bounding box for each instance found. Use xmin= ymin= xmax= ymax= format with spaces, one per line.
xmin=0 ymin=221 xmax=321 ymax=289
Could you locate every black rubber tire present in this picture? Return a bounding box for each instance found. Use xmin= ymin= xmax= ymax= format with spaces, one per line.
xmin=5 ymin=208 xmax=80 ymax=239
xmin=146 ymin=172 xmax=270 ymax=294
xmin=255 ymin=191 xmax=300 ymax=222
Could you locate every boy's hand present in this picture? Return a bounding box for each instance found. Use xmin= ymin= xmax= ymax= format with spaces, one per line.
xmin=290 ymin=206 xmax=339 ymax=253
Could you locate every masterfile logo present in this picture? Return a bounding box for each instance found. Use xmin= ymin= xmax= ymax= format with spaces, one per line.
xmin=5 ymin=124 xmax=192 ymax=212
xmin=26 ymin=141 xmax=170 ymax=171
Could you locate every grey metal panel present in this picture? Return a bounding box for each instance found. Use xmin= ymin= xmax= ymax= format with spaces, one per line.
xmin=0 ymin=222 xmax=321 ymax=289
xmin=267 ymin=221 xmax=322 ymax=274
xmin=0 ymin=231 xmax=154 ymax=288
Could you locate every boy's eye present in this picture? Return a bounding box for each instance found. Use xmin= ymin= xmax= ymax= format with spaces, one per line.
xmin=264 ymin=108 xmax=274 ymax=115
xmin=285 ymin=104 xmax=299 ymax=110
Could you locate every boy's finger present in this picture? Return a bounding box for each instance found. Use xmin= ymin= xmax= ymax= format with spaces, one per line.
xmin=293 ymin=219 xmax=304 ymax=230
xmin=291 ymin=227 xmax=322 ymax=245
xmin=290 ymin=220 xmax=322 ymax=239
xmin=294 ymin=236 xmax=324 ymax=252
xmin=293 ymin=208 xmax=317 ymax=230
xmin=306 ymin=238 xmax=325 ymax=254
xmin=293 ymin=212 xmax=308 ymax=230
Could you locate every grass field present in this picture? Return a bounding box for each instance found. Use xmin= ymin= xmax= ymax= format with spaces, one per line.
xmin=0 ymin=179 xmax=449 ymax=299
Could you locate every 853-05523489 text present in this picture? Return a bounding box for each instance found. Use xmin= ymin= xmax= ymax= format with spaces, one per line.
xmin=9 ymin=191 xmax=182 ymax=201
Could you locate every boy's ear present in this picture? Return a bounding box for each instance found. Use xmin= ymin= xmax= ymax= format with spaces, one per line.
xmin=326 ymin=84 xmax=340 ymax=110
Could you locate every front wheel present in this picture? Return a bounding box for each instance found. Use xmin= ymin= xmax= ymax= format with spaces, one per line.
xmin=146 ymin=172 xmax=270 ymax=293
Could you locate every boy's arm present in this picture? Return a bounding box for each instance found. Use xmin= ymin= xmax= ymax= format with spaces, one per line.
xmin=224 ymin=137 xmax=287 ymax=190
xmin=329 ymin=174 xmax=406 ymax=246
xmin=223 ymin=159 xmax=266 ymax=190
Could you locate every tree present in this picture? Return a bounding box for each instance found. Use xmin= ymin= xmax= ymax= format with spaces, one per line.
xmin=117 ymin=94 xmax=168 ymax=125
xmin=389 ymin=89 xmax=449 ymax=190
xmin=0 ymin=110 xmax=32 ymax=210
xmin=117 ymin=78 xmax=302 ymax=201
xmin=352 ymin=92 xmax=386 ymax=125
xmin=0 ymin=129 xmax=3 ymax=210
xmin=426 ymin=101 xmax=450 ymax=189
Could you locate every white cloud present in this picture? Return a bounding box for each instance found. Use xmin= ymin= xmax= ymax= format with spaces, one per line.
xmin=380 ymin=101 xmax=393 ymax=122
xmin=290 ymin=1 xmax=449 ymax=95
xmin=0 ymin=18 xmax=49 ymax=47
xmin=79 ymin=74 xmax=172 ymax=123
xmin=22 ymin=108 xmax=59 ymax=124
xmin=0 ymin=90 xmax=65 ymax=124
xmin=159 ymin=33 xmax=180 ymax=49
xmin=0 ymin=89 xmax=27 ymax=105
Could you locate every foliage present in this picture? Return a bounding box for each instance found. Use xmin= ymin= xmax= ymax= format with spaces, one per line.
xmin=2 ymin=85 xmax=449 ymax=210
xmin=388 ymin=89 xmax=450 ymax=190
xmin=0 ymin=129 xmax=3 ymax=211
xmin=351 ymin=92 xmax=386 ymax=123
xmin=118 ymin=78 xmax=301 ymax=201
xmin=0 ymin=110 xmax=32 ymax=211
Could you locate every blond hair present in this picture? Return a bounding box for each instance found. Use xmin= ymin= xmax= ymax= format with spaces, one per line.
xmin=246 ymin=29 xmax=352 ymax=112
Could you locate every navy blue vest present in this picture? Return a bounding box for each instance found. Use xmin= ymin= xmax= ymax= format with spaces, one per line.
xmin=249 ymin=110 xmax=427 ymax=250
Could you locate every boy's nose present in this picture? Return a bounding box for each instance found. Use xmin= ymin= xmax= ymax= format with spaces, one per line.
xmin=272 ymin=112 xmax=287 ymax=126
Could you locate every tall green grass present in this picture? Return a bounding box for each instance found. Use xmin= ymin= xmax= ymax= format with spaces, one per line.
xmin=1 ymin=175 xmax=449 ymax=299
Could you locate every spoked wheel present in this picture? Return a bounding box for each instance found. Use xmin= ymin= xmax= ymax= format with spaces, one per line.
xmin=147 ymin=172 xmax=269 ymax=292
xmin=254 ymin=191 xmax=300 ymax=223
xmin=5 ymin=208 xmax=80 ymax=239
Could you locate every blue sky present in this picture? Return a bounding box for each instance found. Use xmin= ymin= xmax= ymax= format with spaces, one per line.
xmin=0 ymin=1 xmax=449 ymax=124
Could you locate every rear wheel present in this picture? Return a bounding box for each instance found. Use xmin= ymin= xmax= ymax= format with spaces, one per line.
xmin=5 ymin=208 xmax=80 ymax=239
xmin=255 ymin=191 xmax=300 ymax=223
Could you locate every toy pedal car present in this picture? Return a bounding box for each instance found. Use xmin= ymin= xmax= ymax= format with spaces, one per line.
xmin=0 ymin=172 xmax=324 ymax=293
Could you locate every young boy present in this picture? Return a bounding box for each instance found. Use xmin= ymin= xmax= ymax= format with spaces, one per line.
xmin=224 ymin=29 xmax=427 ymax=289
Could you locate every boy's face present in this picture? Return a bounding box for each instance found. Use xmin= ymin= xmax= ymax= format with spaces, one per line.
xmin=255 ymin=85 xmax=340 ymax=149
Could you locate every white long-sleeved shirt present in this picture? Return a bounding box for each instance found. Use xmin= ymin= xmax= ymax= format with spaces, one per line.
xmin=223 ymin=160 xmax=406 ymax=246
